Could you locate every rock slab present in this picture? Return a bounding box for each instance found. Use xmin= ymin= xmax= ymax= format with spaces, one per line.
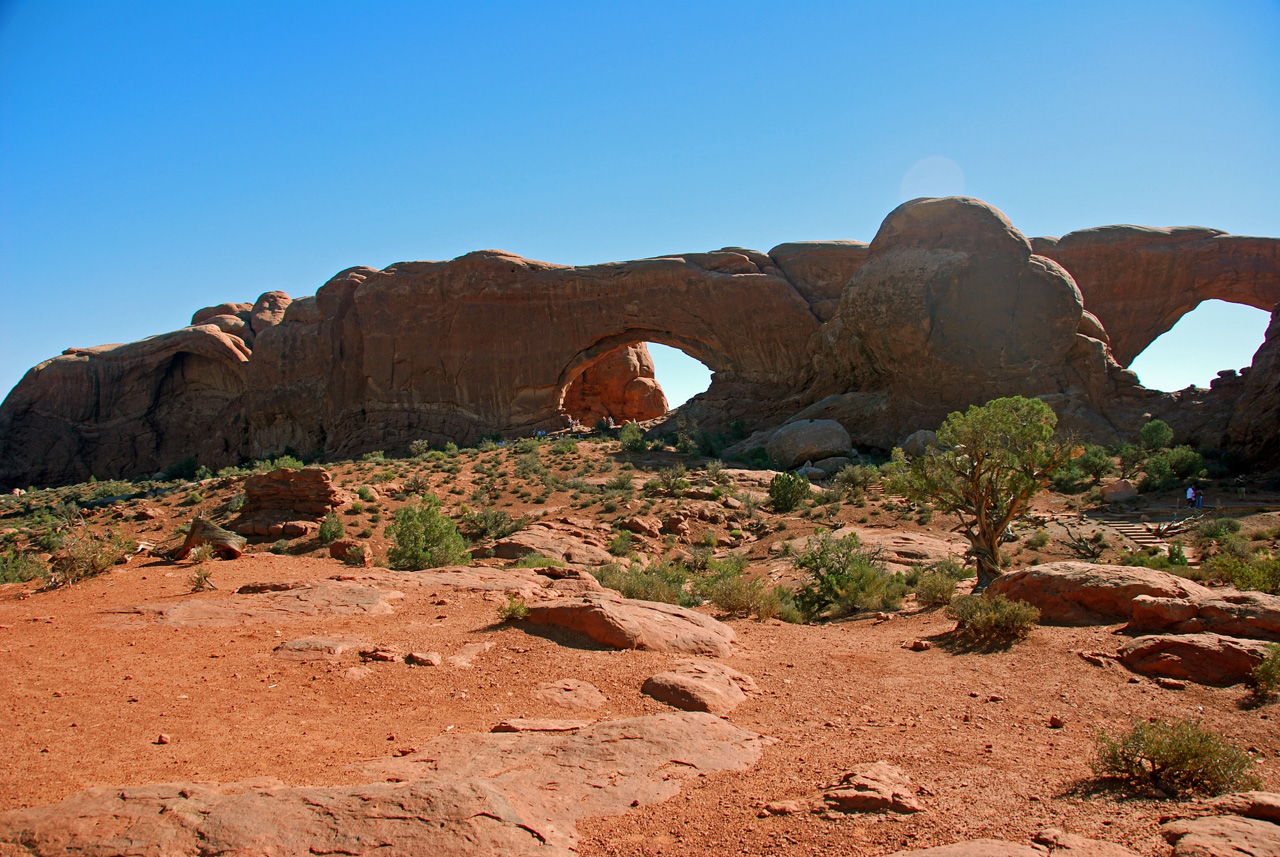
xmin=526 ymin=593 xmax=736 ymax=657
xmin=642 ymin=660 xmax=758 ymax=715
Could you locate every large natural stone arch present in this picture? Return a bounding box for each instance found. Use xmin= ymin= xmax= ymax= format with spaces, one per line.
xmin=1033 ymin=227 xmax=1280 ymax=366
xmin=245 ymin=248 xmax=824 ymax=458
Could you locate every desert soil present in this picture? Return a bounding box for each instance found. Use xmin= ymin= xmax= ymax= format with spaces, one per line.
xmin=1 ymin=439 xmax=1278 ymax=856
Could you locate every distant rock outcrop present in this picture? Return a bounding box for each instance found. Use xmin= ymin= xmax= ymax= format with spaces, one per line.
xmin=2 ymin=198 xmax=1278 ymax=488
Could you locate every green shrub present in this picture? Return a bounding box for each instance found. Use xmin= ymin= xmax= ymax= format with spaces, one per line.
xmin=271 ymin=539 xmax=291 ymax=554
xmin=1196 ymin=516 xmax=1242 ymax=543
xmin=356 ymin=486 xmax=375 ymax=502
xmin=793 ymin=532 xmax=905 ymax=620
xmin=768 ymin=472 xmax=811 ymax=513
xmin=516 ymin=453 xmax=549 ymax=479
xmin=1206 ymin=552 xmax=1280 ymax=595
xmin=552 ymin=439 xmax=577 ymax=455
xmin=915 ymin=572 xmax=957 ymax=607
xmin=945 ymin=594 xmax=1039 ymax=643
xmin=1076 ymin=444 xmax=1115 ymax=484
xmin=462 ymin=507 xmax=524 ymax=541
xmin=317 ymin=511 xmax=344 ymax=544
xmin=592 ymin=560 xmax=691 ymax=606
xmin=1138 ymin=419 xmax=1174 ymax=451
xmin=608 ymin=530 xmax=633 ymax=556
xmin=361 ymin=450 xmax=386 ymax=463
xmin=0 ymin=550 xmax=45 ymax=584
xmin=1026 ymin=529 xmax=1050 ymax=549
xmin=1117 ymin=443 xmax=1145 ymax=479
xmin=46 ymin=529 xmax=133 ymax=588
xmin=497 ymin=594 xmax=529 ymax=622
xmin=657 ymin=464 xmax=690 ymax=493
xmin=1252 ymin=644 xmax=1280 ymax=703
xmin=703 ymin=574 xmax=775 ymax=618
xmin=386 ymin=497 xmax=470 ymax=571
xmin=1122 ymin=544 xmax=1189 ymax=570
xmin=513 ymin=553 xmax=565 ymax=568
xmin=618 ymin=423 xmax=647 ymax=452
xmin=1092 ymin=719 xmax=1261 ymax=797
xmin=833 ymin=463 xmax=878 ymax=498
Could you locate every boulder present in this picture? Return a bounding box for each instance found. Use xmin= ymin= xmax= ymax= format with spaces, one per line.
xmin=1162 ymin=815 xmax=1280 ymax=857
xmin=249 ymin=290 xmax=292 ymax=334
xmin=642 ymin=660 xmax=758 ymax=715
xmin=822 ymin=762 xmax=924 ymax=814
xmin=1099 ymin=479 xmax=1138 ymax=503
xmin=561 ymin=343 xmax=668 ymax=425
xmin=1206 ymin=792 xmax=1280 ymax=824
xmin=535 ymin=679 xmax=608 ymax=711
xmin=1118 ymin=633 xmax=1272 ymax=686
xmin=232 ymin=466 xmax=350 ymax=536
xmin=492 ymin=522 xmax=613 ymax=566
xmin=526 ymin=592 xmax=735 ymax=656
xmin=1031 ymin=829 xmax=1143 ymax=857
xmin=986 ymin=562 xmax=1209 ymax=625
xmin=1126 ymin=589 xmax=1280 ymax=642
xmin=766 ymin=419 xmax=852 ymax=470
xmin=900 ymin=429 xmax=937 ymax=458
xmin=811 ymin=456 xmax=853 ymax=476
xmin=192 ymin=301 xmax=253 ymax=326
xmin=329 ymin=538 xmax=372 ymax=567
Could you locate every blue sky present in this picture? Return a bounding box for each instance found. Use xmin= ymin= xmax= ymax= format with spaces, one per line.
xmin=2 ymin=1 xmax=1277 ymax=405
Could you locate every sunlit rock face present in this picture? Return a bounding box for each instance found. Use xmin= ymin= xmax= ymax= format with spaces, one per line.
xmin=2 ymin=197 xmax=1277 ymax=488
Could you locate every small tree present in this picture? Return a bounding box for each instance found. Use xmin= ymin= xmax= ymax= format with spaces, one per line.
xmin=386 ymin=496 xmax=469 ymax=570
xmin=886 ymin=396 xmax=1067 ymax=589
xmin=1138 ymin=419 xmax=1174 ymax=452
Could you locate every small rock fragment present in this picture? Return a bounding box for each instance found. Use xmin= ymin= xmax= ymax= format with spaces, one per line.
xmin=405 ymin=651 xmax=442 ymax=667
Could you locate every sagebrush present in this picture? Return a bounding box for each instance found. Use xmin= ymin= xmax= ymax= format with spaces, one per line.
xmin=1092 ymin=719 xmax=1261 ymax=797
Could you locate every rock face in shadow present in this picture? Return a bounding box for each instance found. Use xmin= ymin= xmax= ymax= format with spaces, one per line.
xmin=2 ymin=197 xmax=1278 ymax=488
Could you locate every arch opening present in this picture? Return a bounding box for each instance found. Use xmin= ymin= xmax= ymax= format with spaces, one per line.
xmin=558 ymin=339 xmax=713 ymax=428
xmin=1127 ymin=299 xmax=1272 ymax=392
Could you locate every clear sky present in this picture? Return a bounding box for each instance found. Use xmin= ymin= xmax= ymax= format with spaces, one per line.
xmin=2 ymin=1 xmax=1278 ymax=406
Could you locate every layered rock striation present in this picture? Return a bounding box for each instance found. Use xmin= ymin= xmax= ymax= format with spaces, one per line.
xmin=2 ymin=197 xmax=1278 ymax=488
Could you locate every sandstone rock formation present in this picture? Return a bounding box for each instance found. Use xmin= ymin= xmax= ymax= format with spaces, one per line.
xmin=641 ymin=659 xmax=758 ymax=715
xmin=560 ymin=343 xmax=668 ymax=425
xmin=232 ymin=466 xmax=351 ymax=537
xmin=0 ymin=712 xmax=767 ymax=857
xmin=986 ymin=562 xmax=1210 ymax=625
xmin=3 ymin=197 xmax=1278 ymax=489
xmin=1118 ymin=632 xmax=1272 ymax=686
xmin=765 ymin=418 xmax=852 ymax=469
xmin=525 ymin=592 xmax=736 ymax=656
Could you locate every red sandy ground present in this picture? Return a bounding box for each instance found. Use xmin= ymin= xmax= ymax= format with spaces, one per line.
xmin=1 ymin=447 xmax=1277 ymax=856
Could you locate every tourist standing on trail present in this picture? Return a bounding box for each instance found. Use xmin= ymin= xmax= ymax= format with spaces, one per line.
xmin=1194 ymin=487 xmax=1204 ymax=510
xmin=1187 ymin=485 xmax=1196 ymax=509
xmin=1236 ymin=475 xmax=1247 ymax=500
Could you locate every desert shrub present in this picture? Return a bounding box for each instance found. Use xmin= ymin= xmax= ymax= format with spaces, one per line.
xmin=657 ymin=464 xmax=690 ymax=493
xmin=608 ymin=530 xmax=633 ymax=556
xmin=1076 ymin=444 xmax=1115 ymax=484
xmin=703 ymin=574 xmax=775 ymax=618
xmin=513 ymin=553 xmax=565 ymax=568
xmin=1252 ymin=644 xmax=1280 ymax=703
xmin=833 ymin=463 xmax=878 ymax=498
xmin=1138 ymin=419 xmax=1174 ymax=452
xmin=592 ymin=560 xmax=691 ymax=606
xmin=793 ymin=532 xmax=905 ymax=620
xmin=1026 ymin=529 xmax=1050 ymax=549
xmin=0 ymin=550 xmax=45 ymax=584
xmin=1205 ymin=552 xmax=1280 ymax=595
xmin=386 ymin=497 xmax=469 ymax=571
xmin=768 ymin=472 xmax=811 ymax=513
xmin=317 ymin=511 xmax=344 ymax=544
xmin=1116 ymin=443 xmax=1144 ymax=479
xmin=945 ymin=593 xmax=1039 ymax=643
xmin=618 ymin=423 xmax=647 ymax=452
xmin=516 ymin=453 xmax=548 ymax=479
xmin=186 ymin=544 xmax=216 ymax=564
xmin=497 ymin=594 xmax=529 ymax=622
xmin=1051 ymin=465 xmax=1088 ymax=494
xmin=704 ymin=459 xmax=728 ymax=484
xmin=915 ymin=572 xmax=958 ymax=608
xmin=1141 ymin=446 xmax=1206 ymax=492
xmin=409 ymin=439 xmax=434 ymax=458
xmin=356 ymin=486 xmax=375 ymax=502
xmin=361 ymin=450 xmax=386 ymax=463
xmin=46 ymin=529 xmax=133 ymax=588
xmin=462 ymin=507 xmax=524 ymax=541
xmin=1092 ymin=719 xmax=1261 ymax=797
xmin=188 ymin=566 xmax=214 ymax=592
xmin=1196 ymin=516 xmax=1242 ymax=543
